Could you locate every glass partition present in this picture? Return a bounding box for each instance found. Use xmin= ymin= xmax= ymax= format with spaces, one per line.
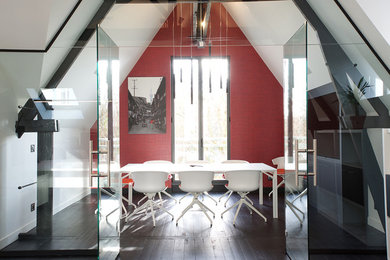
xmin=96 ymin=26 xmax=121 ymax=258
xmin=0 ymin=33 xmax=99 ymax=257
xmin=283 ymin=23 xmax=308 ymax=260
xmin=305 ymin=0 xmax=389 ymax=256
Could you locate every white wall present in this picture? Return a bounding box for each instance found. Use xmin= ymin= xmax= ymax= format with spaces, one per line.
xmin=0 ymin=59 xmax=38 ymax=248
xmin=0 ymin=51 xmax=42 ymax=249
xmin=0 ymin=133 xmax=37 ymax=250
xmin=52 ymin=128 xmax=91 ymax=215
xmin=0 ymin=0 xmax=100 ymax=248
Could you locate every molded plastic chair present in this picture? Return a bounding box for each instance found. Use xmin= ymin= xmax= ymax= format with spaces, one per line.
xmin=268 ymin=157 xmax=285 ymax=197
xmin=221 ymin=170 xmax=267 ymax=225
xmin=219 ymin=160 xmax=251 ymax=207
xmin=135 ymin=160 xmax=177 ymax=205
xmin=125 ymin=171 xmax=174 ymax=226
xmin=176 ymin=170 xmax=215 ymax=226
xmin=179 ymin=160 xmax=217 ymax=205
xmin=271 ymin=156 xmax=304 ymax=224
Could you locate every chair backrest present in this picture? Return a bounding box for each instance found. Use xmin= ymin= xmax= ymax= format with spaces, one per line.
xmin=131 ymin=171 xmax=169 ymax=193
xmin=272 ymin=156 xmax=302 ymax=192
xmin=272 ymin=157 xmax=285 ymax=169
xmin=144 ymin=160 xmax=173 ymax=164
xmin=224 ymin=170 xmax=260 ymax=192
xmin=221 ymin=160 xmax=249 ymax=164
xmin=178 ymin=170 xmax=214 ymax=193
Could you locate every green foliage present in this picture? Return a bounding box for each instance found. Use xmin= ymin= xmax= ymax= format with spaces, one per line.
xmin=340 ymin=77 xmax=370 ymax=116
xmin=342 ymin=77 xmax=369 ymax=104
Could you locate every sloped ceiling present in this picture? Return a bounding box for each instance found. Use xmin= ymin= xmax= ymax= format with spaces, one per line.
xmin=0 ymin=0 xmax=103 ymax=130
xmin=1 ymin=0 xmax=389 ymax=131
xmin=101 ymin=2 xmax=304 ymax=86
xmin=224 ymin=1 xmax=305 ymax=85
xmin=100 ymin=3 xmax=175 ymax=84
xmin=0 ymin=0 xmax=78 ymax=50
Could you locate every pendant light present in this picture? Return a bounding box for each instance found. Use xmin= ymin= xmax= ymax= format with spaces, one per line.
xmin=179 ymin=3 xmax=183 ymax=83
xmin=219 ymin=3 xmax=223 ymax=89
xmin=190 ymin=3 xmax=193 ymax=104
xmin=209 ymin=44 xmax=212 ymax=93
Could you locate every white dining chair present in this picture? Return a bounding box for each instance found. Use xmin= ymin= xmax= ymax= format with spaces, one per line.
xmin=176 ymin=170 xmax=215 ymax=226
xmin=125 ymin=171 xmax=174 ymax=227
xmin=268 ymin=157 xmax=285 ymax=197
xmin=271 ymin=156 xmax=304 ymax=224
xmin=218 ymin=160 xmax=251 ymax=207
xmin=221 ymin=170 xmax=267 ymax=225
xmin=135 ymin=160 xmax=177 ymax=205
xmin=179 ymin=160 xmax=217 ymax=205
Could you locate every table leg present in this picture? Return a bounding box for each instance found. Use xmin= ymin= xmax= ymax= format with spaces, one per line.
xmin=272 ymin=170 xmax=278 ymax=218
xmin=129 ymin=184 xmax=133 ymax=205
xmin=259 ymin=172 xmax=263 ymax=205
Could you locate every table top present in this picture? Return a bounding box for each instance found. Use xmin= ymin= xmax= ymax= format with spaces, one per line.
xmin=120 ymin=163 xmax=276 ymax=174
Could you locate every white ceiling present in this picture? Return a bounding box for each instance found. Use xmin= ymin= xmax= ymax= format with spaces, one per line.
xmin=101 ymin=3 xmax=175 ymax=84
xmin=307 ymin=0 xmax=390 ymax=93
xmin=0 ymin=0 xmax=78 ymax=50
xmin=101 ymin=1 xmax=304 ymax=86
xmin=339 ymin=0 xmax=390 ymax=69
xmin=0 ymin=0 xmax=102 ymax=130
xmin=224 ymin=1 xmax=305 ymax=85
xmin=0 ymin=0 xmax=389 ymax=130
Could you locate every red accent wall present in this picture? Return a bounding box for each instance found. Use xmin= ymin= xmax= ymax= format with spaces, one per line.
xmin=119 ymin=4 xmax=283 ymax=186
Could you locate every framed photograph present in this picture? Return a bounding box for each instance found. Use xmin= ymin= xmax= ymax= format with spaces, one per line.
xmin=128 ymin=77 xmax=166 ymax=134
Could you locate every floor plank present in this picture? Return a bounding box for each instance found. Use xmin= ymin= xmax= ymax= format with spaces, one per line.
xmin=119 ymin=192 xmax=286 ymax=260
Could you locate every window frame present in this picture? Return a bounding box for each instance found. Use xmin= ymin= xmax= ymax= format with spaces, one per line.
xmin=170 ymin=56 xmax=231 ymax=166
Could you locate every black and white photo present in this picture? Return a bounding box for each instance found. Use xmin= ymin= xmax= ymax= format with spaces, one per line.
xmin=128 ymin=77 xmax=166 ymax=134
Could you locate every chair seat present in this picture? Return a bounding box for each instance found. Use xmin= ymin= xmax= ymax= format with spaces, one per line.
xmin=179 ymin=184 xmax=213 ymax=193
xmin=122 ymin=178 xmax=133 ymax=184
xmin=225 ymin=186 xmax=253 ymax=192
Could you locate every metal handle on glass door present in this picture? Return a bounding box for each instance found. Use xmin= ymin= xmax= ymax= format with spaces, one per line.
xmin=89 ymin=140 xmax=111 ymax=187
xmin=295 ymin=139 xmax=317 ymax=186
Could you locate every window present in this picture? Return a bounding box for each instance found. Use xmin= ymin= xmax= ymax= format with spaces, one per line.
xmin=172 ymin=57 xmax=229 ymax=163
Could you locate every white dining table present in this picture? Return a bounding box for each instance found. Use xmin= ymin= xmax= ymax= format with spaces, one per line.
xmin=120 ymin=162 xmax=279 ymax=218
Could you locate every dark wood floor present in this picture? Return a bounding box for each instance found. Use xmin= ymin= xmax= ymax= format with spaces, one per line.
xmin=1 ymin=189 xmax=287 ymax=260
xmin=1 ymin=194 xmax=99 ymax=254
xmin=2 ymin=188 xmax=386 ymax=259
xmin=119 ymin=191 xmax=287 ymax=260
